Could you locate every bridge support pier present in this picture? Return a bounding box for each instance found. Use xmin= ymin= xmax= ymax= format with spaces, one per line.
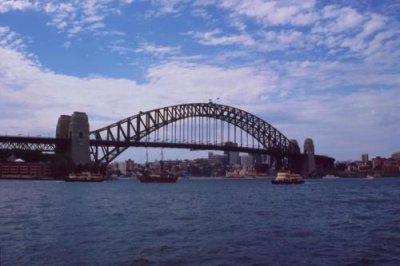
xmin=56 ymin=112 xmax=91 ymax=168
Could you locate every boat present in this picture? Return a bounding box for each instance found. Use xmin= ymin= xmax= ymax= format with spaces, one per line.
xmin=225 ymin=169 xmax=248 ymax=178
xmin=225 ymin=170 xmax=273 ymax=178
xmin=322 ymin=174 xmax=339 ymax=179
xmin=137 ymin=149 xmax=178 ymax=183
xmin=366 ymin=175 xmax=375 ymax=179
xmin=272 ymin=171 xmax=304 ymax=184
xmin=137 ymin=171 xmax=178 ymax=183
xmin=65 ymin=172 xmax=105 ymax=182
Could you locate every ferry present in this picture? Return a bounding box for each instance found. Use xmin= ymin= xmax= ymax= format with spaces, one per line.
xmin=272 ymin=171 xmax=304 ymax=184
xmin=322 ymin=174 xmax=339 ymax=179
xmin=225 ymin=170 xmax=273 ymax=178
xmin=65 ymin=172 xmax=105 ymax=182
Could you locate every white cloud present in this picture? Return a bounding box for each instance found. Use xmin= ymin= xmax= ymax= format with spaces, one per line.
xmin=197 ymin=0 xmax=317 ymax=26
xmin=1 ymin=1 xmax=400 ymax=161
xmin=190 ymin=29 xmax=256 ymax=46
xmin=0 ymin=45 xmax=276 ymax=134
xmin=135 ymin=43 xmax=181 ymax=56
xmin=316 ymin=6 xmax=364 ymax=33
xmin=0 ymin=26 xmax=25 ymax=51
xmin=1 ymin=37 xmax=400 ymax=160
xmin=0 ymin=0 xmax=35 ymax=13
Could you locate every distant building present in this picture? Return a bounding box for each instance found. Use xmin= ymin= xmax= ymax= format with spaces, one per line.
xmin=224 ymin=142 xmax=239 ymax=165
xmin=126 ymin=159 xmax=135 ymax=172
xmin=240 ymin=155 xmax=254 ymax=171
xmin=392 ymin=152 xmax=400 ymax=160
xmin=361 ymin=154 xmax=369 ymax=162
xmin=208 ymin=152 xmax=227 ymax=165
xmin=382 ymin=159 xmax=399 ymax=175
xmin=118 ymin=161 xmax=127 ymax=175
xmin=372 ymin=156 xmax=383 ymax=170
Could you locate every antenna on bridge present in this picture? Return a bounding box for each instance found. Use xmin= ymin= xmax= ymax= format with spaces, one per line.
xmin=208 ymin=97 xmax=221 ymax=104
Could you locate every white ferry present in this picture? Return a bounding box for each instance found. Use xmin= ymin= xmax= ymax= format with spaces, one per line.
xmin=272 ymin=171 xmax=304 ymax=184
xmin=65 ymin=172 xmax=105 ymax=182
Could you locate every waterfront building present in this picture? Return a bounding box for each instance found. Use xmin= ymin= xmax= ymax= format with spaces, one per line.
xmin=382 ymin=159 xmax=400 ymax=175
xmin=0 ymin=161 xmax=52 ymax=179
xmin=361 ymin=154 xmax=369 ymax=162
xmin=372 ymin=157 xmax=382 ymax=170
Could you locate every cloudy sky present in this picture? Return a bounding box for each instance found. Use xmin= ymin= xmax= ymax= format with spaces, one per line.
xmin=1 ymin=0 xmax=399 ymax=161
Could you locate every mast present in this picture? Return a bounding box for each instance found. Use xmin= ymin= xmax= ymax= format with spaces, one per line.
xmin=161 ymin=149 xmax=164 ymax=172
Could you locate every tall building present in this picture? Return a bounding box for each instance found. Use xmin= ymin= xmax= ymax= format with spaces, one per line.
xmin=224 ymin=142 xmax=240 ymax=165
xmin=361 ymin=154 xmax=369 ymax=162
xmin=126 ymin=159 xmax=135 ymax=172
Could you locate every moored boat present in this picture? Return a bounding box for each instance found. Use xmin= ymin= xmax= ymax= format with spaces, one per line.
xmin=137 ymin=172 xmax=178 ymax=183
xmin=322 ymin=174 xmax=339 ymax=179
xmin=137 ymin=149 xmax=178 ymax=183
xmin=272 ymin=171 xmax=304 ymax=184
xmin=65 ymin=172 xmax=105 ymax=182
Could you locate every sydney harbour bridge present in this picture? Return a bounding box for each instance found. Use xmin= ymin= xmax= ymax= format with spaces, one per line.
xmin=0 ymin=102 xmax=334 ymax=174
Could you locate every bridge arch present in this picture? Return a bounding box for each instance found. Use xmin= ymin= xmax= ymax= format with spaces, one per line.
xmin=89 ymin=103 xmax=300 ymax=164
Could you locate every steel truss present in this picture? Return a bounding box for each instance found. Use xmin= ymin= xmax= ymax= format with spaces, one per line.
xmin=90 ymin=103 xmax=300 ymax=164
xmin=0 ymin=136 xmax=68 ymax=153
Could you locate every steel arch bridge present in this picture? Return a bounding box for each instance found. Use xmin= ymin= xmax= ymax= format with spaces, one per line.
xmin=89 ymin=102 xmax=300 ymax=164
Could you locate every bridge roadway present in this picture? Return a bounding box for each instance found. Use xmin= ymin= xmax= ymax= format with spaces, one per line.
xmin=0 ymin=135 xmax=298 ymax=157
xmin=0 ymin=135 xmax=67 ymax=152
xmin=0 ymin=134 xmax=334 ymax=173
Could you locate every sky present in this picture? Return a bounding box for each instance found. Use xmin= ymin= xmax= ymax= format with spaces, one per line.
xmin=0 ymin=0 xmax=400 ymax=162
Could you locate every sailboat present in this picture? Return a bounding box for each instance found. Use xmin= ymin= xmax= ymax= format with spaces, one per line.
xmin=137 ymin=149 xmax=178 ymax=183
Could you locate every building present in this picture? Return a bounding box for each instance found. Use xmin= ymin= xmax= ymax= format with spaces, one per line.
xmin=240 ymin=154 xmax=254 ymax=172
xmin=0 ymin=161 xmax=52 ymax=179
xmin=392 ymin=152 xmax=400 ymax=160
xmin=126 ymin=159 xmax=135 ymax=172
xmin=208 ymin=152 xmax=227 ymax=165
xmin=372 ymin=157 xmax=383 ymax=170
xmin=224 ymin=142 xmax=240 ymax=165
xmin=361 ymin=154 xmax=369 ymax=162
xmin=382 ymin=159 xmax=399 ymax=175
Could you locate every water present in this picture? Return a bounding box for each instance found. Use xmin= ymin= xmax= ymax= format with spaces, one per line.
xmin=1 ymin=178 xmax=400 ymax=266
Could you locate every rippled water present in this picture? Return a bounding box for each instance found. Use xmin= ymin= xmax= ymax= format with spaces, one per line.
xmin=1 ymin=178 xmax=400 ymax=265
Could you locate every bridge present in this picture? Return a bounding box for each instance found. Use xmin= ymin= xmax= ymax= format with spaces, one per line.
xmin=0 ymin=102 xmax=333 ymax=174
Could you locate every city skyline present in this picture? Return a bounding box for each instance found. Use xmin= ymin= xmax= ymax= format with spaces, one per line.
xmin=1 ymin=0 xmax=400 ymax=161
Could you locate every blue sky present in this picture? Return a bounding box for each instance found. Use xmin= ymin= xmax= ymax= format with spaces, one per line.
xmin=1 ymin=0 xmax=400 ymax=162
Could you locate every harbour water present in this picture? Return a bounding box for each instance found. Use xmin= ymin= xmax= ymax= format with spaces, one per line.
xmin=1 ymin=178 xmax=400 ymax=265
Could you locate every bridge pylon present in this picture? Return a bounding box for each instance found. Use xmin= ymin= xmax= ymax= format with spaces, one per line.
xmin=56 ymin=112 xmax=91 ymax=167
